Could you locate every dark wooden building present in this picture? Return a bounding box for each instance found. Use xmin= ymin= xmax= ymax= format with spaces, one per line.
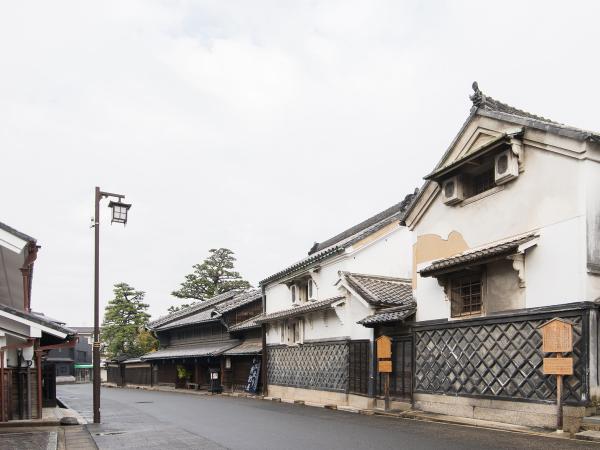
xmin=123 ymin=289 xmax=263 ymax=393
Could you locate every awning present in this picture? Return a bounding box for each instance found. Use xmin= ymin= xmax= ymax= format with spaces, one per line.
xmin=419 ymin=232 xmax=539 ymax=278
xmin=74 ymin=364 xmax=93 ymax=369
xmin=423 ymin=129 xmax=523 ymax=183
xmin=256 ymin=296 xmax=344 ymax=323
xmin=357 ymin=304 xmax=416 ymax=327
xmin=141 ymin=341 xmax=240 ymax=361
xmin=224 ymin=339 xmax=262 ymax=356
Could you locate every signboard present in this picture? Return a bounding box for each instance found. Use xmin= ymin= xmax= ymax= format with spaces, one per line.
xmin=378 ymin=360 xmax=392 ymax=373
xmin=543 ymin=357 xmax=573 ymax=376
xmin=539 ymin=318 xmax=573 ymax=353
xmin=210 ymin=372 xmax=219 ymax=380
xmin=376 ymin=335 xmax=392 ymax=359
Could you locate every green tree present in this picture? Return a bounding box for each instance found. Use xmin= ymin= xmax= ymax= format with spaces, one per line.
xmin=170 ymin=248 xmax=251 ymax=309
xmin=101 ymin=282 xmax=157 ymax=358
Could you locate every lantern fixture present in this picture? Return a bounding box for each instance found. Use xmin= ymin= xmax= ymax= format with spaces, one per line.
xmin=108 ymin=199 xmax=132 ymax=225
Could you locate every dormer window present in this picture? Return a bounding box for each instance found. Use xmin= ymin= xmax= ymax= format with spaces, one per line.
xmin=425 ymin=130 xmax=523 ymax=206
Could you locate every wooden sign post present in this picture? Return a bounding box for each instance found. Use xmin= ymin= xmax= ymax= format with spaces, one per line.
xmin=539 ymin=318 xmax=574 ymax=431
xmin=376 ymin=335 xmax=392 ymax=411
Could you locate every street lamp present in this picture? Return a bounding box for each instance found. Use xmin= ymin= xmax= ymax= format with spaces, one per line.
xmin=92 ymin=187 xmax=131 ymax=424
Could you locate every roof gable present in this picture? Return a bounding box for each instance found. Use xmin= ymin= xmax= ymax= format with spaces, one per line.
xmin=405 ymin=82 xmax=600 ymax=229
xmin=260 ymin=191 xmax=417 ymax=286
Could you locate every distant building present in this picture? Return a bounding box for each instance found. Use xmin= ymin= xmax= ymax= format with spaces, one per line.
xmin=109 ymin=289 xmax=263 ymax=393
xmin=46 ymin=326 xmax=93 ymax=383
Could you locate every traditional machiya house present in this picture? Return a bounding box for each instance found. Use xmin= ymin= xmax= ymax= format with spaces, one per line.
xmin=123 ymin=289 xmax=263 ymax=392
xmin=0 ymin=221 xmax=76 ymax=422
xmin=258 ymin=193 xmax=417 ymax=409
xmin=402 ymin=83 xmax=600 ymax=430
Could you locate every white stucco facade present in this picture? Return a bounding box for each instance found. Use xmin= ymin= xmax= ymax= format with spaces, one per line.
xmin=264 ymin=222 xmax=412 ymax=346
xmin=406 ymin=111 xmax=600 ymax=323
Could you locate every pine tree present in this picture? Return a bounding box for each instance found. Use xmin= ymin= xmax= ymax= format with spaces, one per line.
xmin=170 ymin=248 xmax=251 ymax=309
xmin=101 ymin=282 xmax=157 ymax=358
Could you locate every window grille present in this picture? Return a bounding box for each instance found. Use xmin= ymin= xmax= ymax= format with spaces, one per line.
xmin=450 ymin=275 xmax=482 ymax=317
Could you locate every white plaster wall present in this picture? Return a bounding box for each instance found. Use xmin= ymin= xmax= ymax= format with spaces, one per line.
xmin=414 ymin=127 xmax=594 ymax=319
xmin=265 ymin=226 xmax=411 ymax=344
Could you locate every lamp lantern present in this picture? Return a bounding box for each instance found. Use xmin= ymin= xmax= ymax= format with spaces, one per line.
xmin=108 ymin=199 xmax=132 ymax=225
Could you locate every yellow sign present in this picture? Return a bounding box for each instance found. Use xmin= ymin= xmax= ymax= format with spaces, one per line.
xmin=543 ymin=357 xmax=573 ymax=376
xmin=376 ymin=335 xmax=392 ymax=359
xmin=378 ymin=360 xmax=392 ymax=373
xmin=539 ymin=318 xmax=573 ymax=353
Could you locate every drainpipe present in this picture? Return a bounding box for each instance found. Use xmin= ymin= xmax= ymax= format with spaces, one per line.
xmin=19 ymin=243 xmax=39 ymax=312
xmin=260 ymin=285 xmax=267 ymax=397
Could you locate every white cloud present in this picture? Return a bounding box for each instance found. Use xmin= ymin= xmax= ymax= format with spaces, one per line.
xmin=1 ymin=0 xmax=599 ymax=323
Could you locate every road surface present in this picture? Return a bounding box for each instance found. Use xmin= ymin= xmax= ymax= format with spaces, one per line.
xmin=58 ymin=384 xmax=597 ymax=450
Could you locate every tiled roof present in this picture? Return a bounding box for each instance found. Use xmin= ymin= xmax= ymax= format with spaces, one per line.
xmin=0 ymin=221 xmax=36 ymax=243
xmin=141 ymin=341 xmax=240 ymax=360
xmin=148 ymin=290 xmax=240 ymax=329
xmin=260 ymin=192 xmax=418 ymax=286
xmin=216 ymin=289 xmax=262 ymax=314
xmin=153 ymin=308 xmax=221 ymax=331
xmin=420 ymin=232 xmax=539 ymax=277
xmin=470 ymin=82 xmax=600 ymax=142
xmin=0 ymin=304 xmax=75 ymax=337
xmin=223 ymin=339 xmax=262 ymax=355
xmin=151 ymin=289 xmax=262 ymax=331
xmin=308 ymin=192 xmax=418 ymax=255
xmin=341 ymin=272 xmax=413 ymax=307
xmin=357 ymin=304 xmax=416 ymax=326
xmin=257 ymin=296 xmax=345 ymax=323
xmin=228 ymin=315 xmax=263 ymax=332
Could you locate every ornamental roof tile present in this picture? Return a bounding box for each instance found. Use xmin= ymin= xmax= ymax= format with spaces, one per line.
xmin=469 ymin=81 xmax=600 ymax=142
xmin=341 ymin=272 xmax=413 ymax=307
xmin=257 ymin=296 xmax=345 ymax=323
xmin=419 ymin=232 xmax=539 ymax=277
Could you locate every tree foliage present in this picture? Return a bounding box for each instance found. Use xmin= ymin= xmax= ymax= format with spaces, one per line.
xmin=170 ymin=248 xmax=251 ymax=308
xmin=101 ymin=282 xmax=157 ymax=358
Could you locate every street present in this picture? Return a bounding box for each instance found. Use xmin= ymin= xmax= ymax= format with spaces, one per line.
xmin=58 ymin=385 xmax=598 ymax=450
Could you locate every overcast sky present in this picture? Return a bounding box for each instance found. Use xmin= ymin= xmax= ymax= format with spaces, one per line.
xmin=2 ymin=1 xmax=599 ymax=325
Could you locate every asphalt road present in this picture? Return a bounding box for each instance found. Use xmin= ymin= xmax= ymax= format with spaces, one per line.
xmin=58 ymin=384 xmax=598 ymax=450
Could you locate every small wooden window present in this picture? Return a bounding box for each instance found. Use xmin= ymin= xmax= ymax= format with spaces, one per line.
xmin=290 ymin=285 xmax=297 ymax=304
xmin=307 ymin=279 xmax=313 ymax=299
xmin=450 ymin=275 xmax=482 ymax=318
xmin=471 ymin=168 xmax=495 ymax=196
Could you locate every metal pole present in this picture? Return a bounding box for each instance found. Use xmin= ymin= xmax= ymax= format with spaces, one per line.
xmin=93 ymin=186 xmax=101 ymax=424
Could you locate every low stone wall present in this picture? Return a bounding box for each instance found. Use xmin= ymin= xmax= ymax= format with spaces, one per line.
xmin=414 ymin=393 xmax=593 ymax=431
xmin=268 ymin=384 xmax=373 ymax=409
